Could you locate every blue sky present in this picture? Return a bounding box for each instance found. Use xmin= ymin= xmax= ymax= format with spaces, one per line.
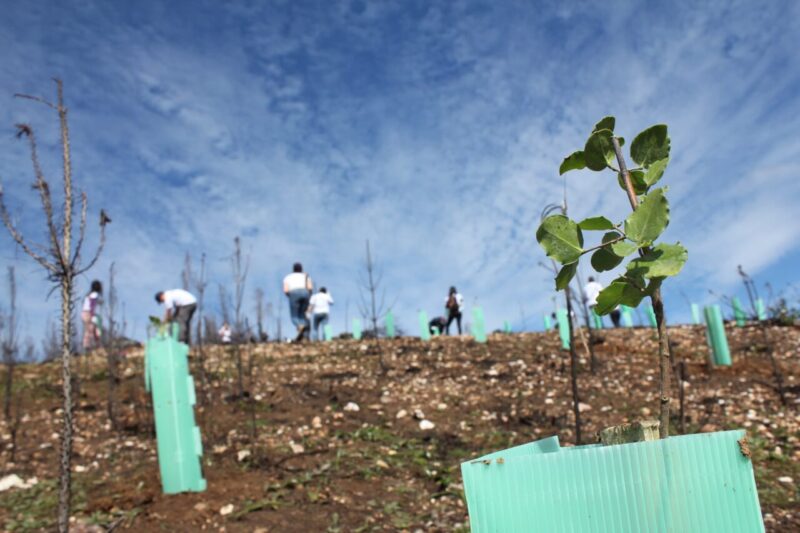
xmin=1 ymin=0 xmax=799 ymax=344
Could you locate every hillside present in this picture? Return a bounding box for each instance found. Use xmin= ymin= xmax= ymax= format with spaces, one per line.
xmin=1 ymin=325 xmax=799 ymax=532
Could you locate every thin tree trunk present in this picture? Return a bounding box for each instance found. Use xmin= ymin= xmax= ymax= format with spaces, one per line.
xmin=612 ymin=137 xmax=672 ymax=439
xmin=3 ymin=364 xmax=13 ymax=421
xmin=651 ymin=292 xmax=671 ymax=437
xmin=678 ymin=361 xmax=686 ymax=434
xmin=58 ymin=277 xmax=75 ymax=533
xmin=565 ymin=286 xmax=582 ymax=445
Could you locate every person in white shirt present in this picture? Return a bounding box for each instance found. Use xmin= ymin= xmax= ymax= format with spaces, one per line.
xmin=155 ymin=288 xmax=198 ymax=344
xmin=584 ymin=277 xmax=603 ymax=307
xmin=583 ymin=276 xmax=621 ymax=327
xmin=218 ymin=322 xmax=232 ymax=344
xmin=81 ymin=280 xmax=103 ymax=352
xmin=444 ymin=286 xmax=465 ymax=335
xmin=283 ymin=262 xmax=313 ymax=341
xmin=308 ymin=287 xmax=334 ymax=341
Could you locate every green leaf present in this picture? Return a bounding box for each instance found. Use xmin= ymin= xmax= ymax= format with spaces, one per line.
xmin=592 ymin=116 xmax=615 ymax=133
xmin=596 ymin=276 xmax=647 ymax=315
xmin=536 ymin=215 xmax=584 ymax=264
xmin=578 ymin=216 xmax=615 ymax=231
xmin=630 ymin=124 xmax=670 ymax=167
xmin=627 ymin=242 xmax=688 ymax=279
xmin=610 ymin=239 xmax=639 ymax=257
xmin=591 ymin=231 xmax=625 ymax=271
xmin=617 ymin=169 xmax=648 ymax=195
xmin=591 ymin=248 xmax=623 ymax=272
xmin=555 ymin=262 xmax=578 ymax=290
xmin=619 ymin=281 xmax=646 ymax=307
xmin=624 ymin=188 xmax=669 ymax=246
xmin=583 ymin=129 xmax=614 ymax=171
xmin=593 ymin=280 xmax=637 ymax=315
xmin=559 ymin=151 xmax=586 ymax=175
xmin=595 ymin=281 xmax=623 ymax=314
xmin=643 ymin=158 xmax=669 ymax=187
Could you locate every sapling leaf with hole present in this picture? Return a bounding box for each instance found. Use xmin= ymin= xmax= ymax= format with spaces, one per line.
xmin=536 ymin=117 xmax=687 ymax=438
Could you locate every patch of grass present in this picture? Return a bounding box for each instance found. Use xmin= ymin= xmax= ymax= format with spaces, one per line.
xmin=0 ymin=477 xmax=89 ymax=532
xmin=231 ymin=497 xmax=283 ymax=520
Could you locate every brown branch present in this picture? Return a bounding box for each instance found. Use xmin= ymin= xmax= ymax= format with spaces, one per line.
xmin=580 ymin=234 xmax=627 ymax=255
xmin=75 ymin=214 xmax=108 ymax=276
xmin=0 ymin=188 xmax=57 ymax=272
xmin=13 ymin=93 xmax=57 ymax=110
xmin=612 ymin=138 xmax=639 ymax=211
xmin=70 ymin=191 xmax=88 ymax=270
xmin=55 ymin=79 xmax=74 ymax=263
xmin=16 ymin=124 xmax=65 ymax=266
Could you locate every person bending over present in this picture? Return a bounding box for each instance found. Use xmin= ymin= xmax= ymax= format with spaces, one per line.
xmin=155 ymin=288 xmax=197 ymax=345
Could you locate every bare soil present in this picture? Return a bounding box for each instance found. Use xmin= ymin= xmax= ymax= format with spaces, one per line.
xmin=1 ymin=324 xmax=799 ymax=532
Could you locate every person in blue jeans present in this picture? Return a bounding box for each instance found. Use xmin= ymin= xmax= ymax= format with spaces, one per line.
xmin=309 ymin=287 xmax=334 ymax=341
xmin=283 ymin=262 xmax=313 ymax=342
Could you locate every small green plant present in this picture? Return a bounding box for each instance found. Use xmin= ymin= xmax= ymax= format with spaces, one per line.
xmin=536 ymin=116 xmax=687 ymax=438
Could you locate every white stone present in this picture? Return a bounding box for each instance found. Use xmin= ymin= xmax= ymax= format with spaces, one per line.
xmin=237 ymin=450 xmax=251 ymax=462
xmin=778 ymin=476 xmax=793 ymax=484
xmin=396 ymin=409 xmax=408 ymax=419
xmin=419 ymin=419 xmax=435 ymax=431
xmin=312 ymin=416 xmax=322 ymax=429
xmin=343 ymin=402 xmax=360 ymax=412
xmin=0 ymin=475 xmax=24 ymax=492
xmin=220 ymin=504 xmax=234 ymax=516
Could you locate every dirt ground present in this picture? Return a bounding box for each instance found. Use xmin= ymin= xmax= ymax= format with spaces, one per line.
xmin=1 ymin=323 xmax=799 ymax=532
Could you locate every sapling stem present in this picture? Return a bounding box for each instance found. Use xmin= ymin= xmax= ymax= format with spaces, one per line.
xmin=612 ymin=137 xmax=672 ymax=438
xmin=564 ymin=284 xmax=583 ymax=444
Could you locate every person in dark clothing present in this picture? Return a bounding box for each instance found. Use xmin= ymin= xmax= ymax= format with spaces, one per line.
xmin=610 ymin=308 xmax=622 ymax=328
xmin=429 ymin=316 xmax=447 ymax=335
xmin=444 ymin=286 xmax=464 ymax=335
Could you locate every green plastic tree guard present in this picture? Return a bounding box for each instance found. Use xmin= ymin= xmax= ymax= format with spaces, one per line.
xmin=432 ymin=325 xmax=440 ymax=336
xmin=144 ymin=326 xmax=206 ymax=494
xmin=646 ymin=304 xmax=658 ymax=327
xmin=419 ymin=310 xmax=430 ymax=341
xmin=732 ymin=297 xmax=747 ymax=326
xmin=620 ymin=305 xmax=634 ymax=327
xmin=503 ymin=320 xmax=512 ymax=334
xmin=461 ymin=430 xmax=764 ymax=532
xmin=705 ymin=304 xmax=732 ymax=366
xmin=323 ymin=324 xmax=333 ymax=341
xmin=385 ymin=311 xmax=396 ymax=338
xmin=352 ymin=319 xmax=362 ymax=340
xmin=691 ymin=303 xmax=701 ymax=325
xmin=472 ymin=307 xmax=487 ymax=343
xmin=755 ymin=298 xmax=767 ymax=321
xmin=591 ymin=309 xmax=603 ymax=329
xmin=556 ymin=308 xmax=570 ymax=349
xmin=543 ymin=314 xmax=552 ymax=331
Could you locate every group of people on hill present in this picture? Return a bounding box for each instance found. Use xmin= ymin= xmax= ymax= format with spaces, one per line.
xmin=81 ymin=269 xmax=624 ymax=350
xmin=150 ymin=262 xmax=333 ymax=345
xmin=283 ymin=262 xmax=333 ymax=342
